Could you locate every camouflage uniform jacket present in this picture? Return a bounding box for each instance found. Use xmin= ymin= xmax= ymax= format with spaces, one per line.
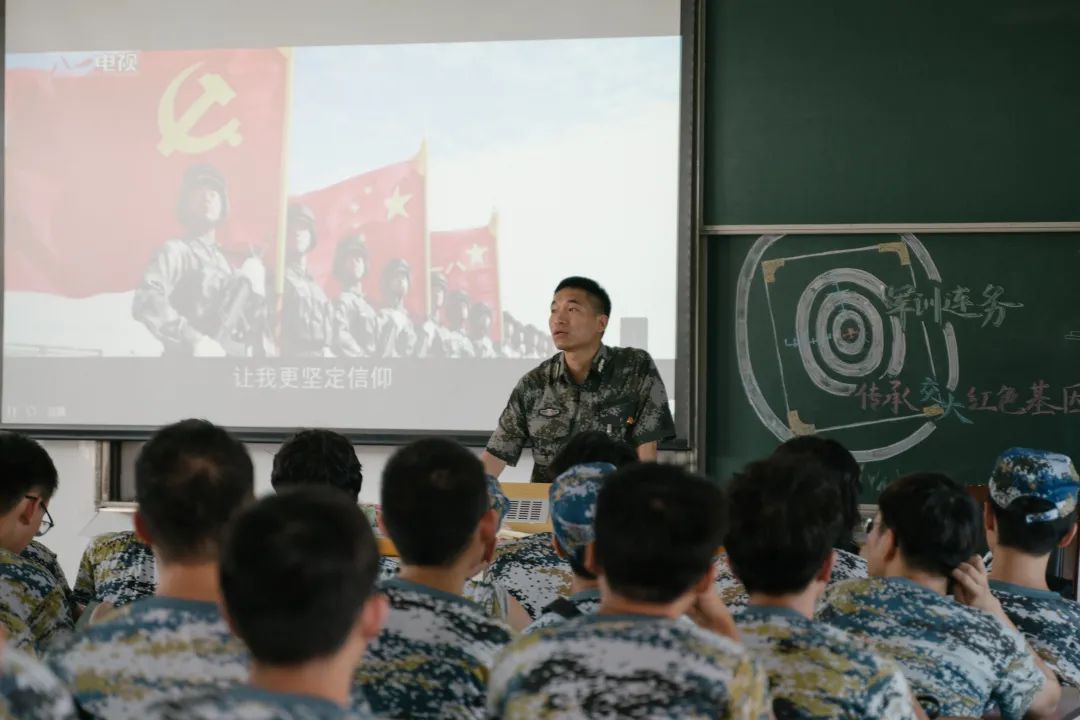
xmin=487 ymin=613 xmax=771 ymax=720
xmin=487 ymin=532 xmax=573 ymax=619
xmin=0 ymin=548 xmax=74 ymax=656
xmin=20 ymin=540 xmax=78 ymax=621
xmin=353 ymin=578 xmax=513 ymax=719
xmin=523 ymin=588 xmax=601 ymax=634
xmin=0 ymin=644 xmax=77 ymax=720
xmin=817 ymin=577 xmax=1044 ymax=720
xmin=132 ymin=236 xmax=234 ymax=353
xmin=376 ymin=306 xmax=418 ymax=358
xmin=281 ymin=265 xmax=333 ymax=357
xmin=486 ymin=344 xmax=675 ymax=482
xmin=334 ymin=288 xmax=378 ymax=357
xmin=736 ymin=604 xmax=920 ymax=720
xmin=444 ymin=329 xmax=476 ymax=359
xmin=991 ymin=579 xmax=1080 ymax=688
xmin=48 ymin=596 xmax=249 ymax=720
xmin=72 ymin=531 xmax=156 ymax=609
xmin=372 ymin=556 xmax=514 ymax=624
xmin=148 ymin=686 xmax=369 ymax=720
xmin=714 ymin=548 xmax=867 ymax=610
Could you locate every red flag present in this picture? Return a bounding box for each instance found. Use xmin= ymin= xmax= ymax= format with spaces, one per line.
xmin=294 ymin=146 xmax=429 ymax=318
xmin=5 ymin=49 xmax=289 ymax=297
xmin=431 ymin=212 xmax=502 ymax=341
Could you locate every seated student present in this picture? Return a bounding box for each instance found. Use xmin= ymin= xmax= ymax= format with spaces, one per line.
xmin=72 ymin=531 xmax=156 ymax=611
xmin=488 ymin=430 xmax=636 ymax=618
xmin=524 ymin=462 xmax=616 ymax=632
xmin=488 ymin=463 xmax=771 ymax=720
xmin=0 ymin=630 xmax=77 ymax=720
xmin=714 ymin=435 xmax=867 ymax=609
xmin=21 ymin=540 xmax=78 ymax=623
xmin=354 ymin=438 xmax=514 ymax=719
xmin=49 ymin=419 xmax=254 ymax=719
xmin=150 ymin=487 xmax=388 ymax=719
xmin=0 ymin=432 xmax=74 ymax=655
xmin=984 ymin=447 xmax=1080 ymax=688
xmin=727 ymin=457 xmax=924 ymax=720
xmin=818 ymin=472 xmax=1060 ymax=720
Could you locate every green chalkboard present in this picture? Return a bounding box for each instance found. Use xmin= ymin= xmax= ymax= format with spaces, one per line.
xmin=707 ymin=233 xmax=1080 ymax=499
xmin=703 ymin=0 xmax=1080 ymax=226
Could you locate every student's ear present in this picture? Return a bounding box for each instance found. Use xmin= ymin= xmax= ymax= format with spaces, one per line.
xmin=983 ymin=501 xmax=996 ymax=532
xmin=550 ymin=534 xmax=568 ymax=560
xmin=881 ymin=527 xmax=900 ymax=564
xmin=816 ymin=549 xmax=836 ymax=585
xmin=359 ymin=592 xmax=390 ymax=642
xmin=1060 ymin=523 xmax=1078 ymax=550
xmin=596 ymin=314 xmax=609 ymax=334
xmin=133 ymin=510 xmax=154 ymax=546
xmin=583 ymin=543 xmax=599 ymax=577
xmin=16 ymin=496 xmax=37 ymax=530
xmin=476 ymin=509 xmax=499 ymax=563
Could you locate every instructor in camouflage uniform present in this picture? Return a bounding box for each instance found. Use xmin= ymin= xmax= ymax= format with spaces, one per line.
xmin=482 ymin=276 xmax=674 ymax=483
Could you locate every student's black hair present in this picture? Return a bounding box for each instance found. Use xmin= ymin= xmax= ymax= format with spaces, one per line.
xmin=381 ymin=438 xmax=488 ymax=567
xmin=771 ymin=435 xmax=862 ymax=553
xmin=0 ymin=432 xmax=58 ymax=513
xmin=877 ymin=472 xmax=980 ymax=577
xmin=991 ymin=497 xmax=1077 ymax=557
xmin=554 ymin=276 xmax=612 ymax=317
xmin=272 ymin=429 xmax=364 ymax=502
xmin=135 ymin=419 xmax=254 ymax=563
xmin=547 ymin=431 xmax=637 ymax=481
xmin=725 ymin=457 xmax=844 ymax=595
xmin=594 ymin=463 xmax=725 ymax=604
xmin=220 ymin=486 xmax=380 ymax=665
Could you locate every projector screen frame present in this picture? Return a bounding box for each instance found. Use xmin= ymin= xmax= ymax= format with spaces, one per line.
xmin=0 ymin=0 xmax=704 ymax=455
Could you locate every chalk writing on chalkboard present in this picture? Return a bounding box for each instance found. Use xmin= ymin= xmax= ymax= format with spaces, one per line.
xmin=734 ymin=234 xmax=1041 ymax=464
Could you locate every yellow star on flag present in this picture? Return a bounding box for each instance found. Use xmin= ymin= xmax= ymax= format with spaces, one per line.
xmin=466 ymin=243 xmax=488 ymax=267
xmin=384 ymin=185 xmax=412 ymax=220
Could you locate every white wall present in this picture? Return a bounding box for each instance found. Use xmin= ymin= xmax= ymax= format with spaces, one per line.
xmin=43 ymin=439 xmax=535 ymax=583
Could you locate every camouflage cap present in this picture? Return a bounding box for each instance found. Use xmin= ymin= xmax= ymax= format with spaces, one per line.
xmin=550 ymin=462 xmax=617 ymax=564
xmin=989 ymin=447 xmax=1080 ymax=524
xmin=485 ymin=474 xmax=510 ymax=527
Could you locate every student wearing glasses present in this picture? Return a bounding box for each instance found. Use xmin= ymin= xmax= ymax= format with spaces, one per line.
xmin=0 ymin=432 xmax=74 ymax=656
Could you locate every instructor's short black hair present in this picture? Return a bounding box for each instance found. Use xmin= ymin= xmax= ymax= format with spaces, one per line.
xmin=877 ymin=472 xmax=980 ymax=577
xmin=554 ymin=277 xmax=611 ymax=317
xmin=272 ymin=429 xmax=364 ymax=502
xmin=381 ymin=438 xmax=488 ymax=567
xmin=594 ymin=463 xmax=725 ymax=603
xmin=221 ymin=486 xmax=380 ymax=665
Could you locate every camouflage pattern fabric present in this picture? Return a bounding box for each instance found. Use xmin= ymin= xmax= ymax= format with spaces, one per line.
xmin=523 ymin=588 xmax=601 ymax=634
xmin=20 ymin=540 xmax=78 ymax=621
xmin=353 ymin=578 xmax=512 ymax=719
xmin=989 ymin=447 xmax=1079 ymax=523
xmin=376 ymin=307 xmax=418 ymax=358
xmin=817 ymin=576 xmax=1044 ymax=720
xmin=0 ymin=643 xmax=77 ymax=720
xmin=487 ymin=614 xmax=771 ymax=720
xmin=487 ymin=532 xmax=573 ymax=619
xmin=0 ymin=548 xmax=74 ymax=656
xmin=147 ymin=686 xmax=368 ymax=720
xmin=72 ymin=531 xmax=156 ymax=609
xmin=48 ymin=596 xmax=249 ymax=720
xmin=485 ymin=345 xmax=675 ymax=482
xmin=280 ymin=265 xmax=333 ymax=357
xmin=713 ymin=548 xmax=867 ymax=610
xmin=736 ymin=604 xmax=920 ymax=720
xmin=132 ymin=236 xmax=235 ymax=354
xmin=334 ymin=289 xmax=379 ymax=357
xmin=991 ymin=579 xmax=1080 ymax=688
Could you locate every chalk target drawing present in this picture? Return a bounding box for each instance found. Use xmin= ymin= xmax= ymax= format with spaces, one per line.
xmin=735 ymin=234 xmax=959 ymax=462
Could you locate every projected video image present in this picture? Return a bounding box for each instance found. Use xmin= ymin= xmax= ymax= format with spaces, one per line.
xmin=4 ymin=38 xmax=681 ymax=430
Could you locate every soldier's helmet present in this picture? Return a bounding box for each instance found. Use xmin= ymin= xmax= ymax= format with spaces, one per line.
xmin=287 ymin=203 xmax=318 ymax=252
xmin=333 ymin=234 xmax=369 ymax=283
xmin=380 ymin=258 xmax=412 ymax=300
xmin=177 ymin=163 xmax=229 ymax=224
xmin=430 ymin=270 xmax=449 ymax=293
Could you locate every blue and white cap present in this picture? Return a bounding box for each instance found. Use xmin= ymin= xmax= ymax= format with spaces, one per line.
xmin=989 ymin=447 xmax=1080 ymax=524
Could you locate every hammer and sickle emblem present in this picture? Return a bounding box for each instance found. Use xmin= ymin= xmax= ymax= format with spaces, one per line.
xmin=157 ymin=62 xmax=243 ymax=157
